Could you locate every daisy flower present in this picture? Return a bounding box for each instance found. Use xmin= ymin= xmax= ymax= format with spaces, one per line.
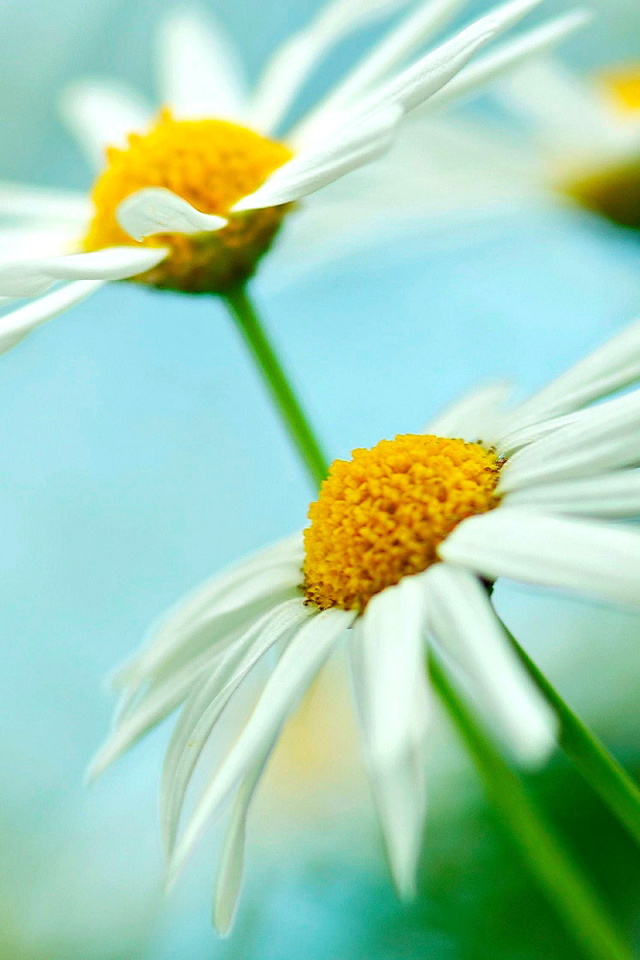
xmin=492 ymin=56 xmax=640 ymax=229
xmin=411 ymin=52 xmax=640 ymax=232
xmin=90 ymin=313 xmax=640 ymax=931
xmin=0 ymin=0 xmax=588 ymax=353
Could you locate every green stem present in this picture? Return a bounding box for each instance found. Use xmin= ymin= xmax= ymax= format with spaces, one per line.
xmin=503 ymin=622 xmax=640 ymax=848
xmin=223 ymin=285 xmax=329 ymax=490
xmin=430 ymin=651 xmax=633 ymax=960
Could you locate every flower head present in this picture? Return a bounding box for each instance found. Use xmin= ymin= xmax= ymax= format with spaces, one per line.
xmin=483 ymin=56 xmax=640 ymax=229
xmin=0 ymin=0 xmax=585 ymax=349
xmin=90 ymin=313 xmax=640 ymax=931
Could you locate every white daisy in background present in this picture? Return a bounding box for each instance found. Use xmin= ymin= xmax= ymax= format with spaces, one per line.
xmin=0 ymin=0 xmax=588 ymax=353
xmin=490 ymin=56 xmax=640 ymax=229
xmin=90 ymin=313 xmax=640 ymax=932
xmin=401 ymin=52 xmax=640 ymax=233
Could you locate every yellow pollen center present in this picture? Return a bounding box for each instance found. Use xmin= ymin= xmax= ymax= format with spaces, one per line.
xmin=83 ymin=109 xmax=293 ymax=293
xmin=600 ymin=65 xmax=640 ymax=113
xmin=303 ymin=434 xmax=503 ymax=612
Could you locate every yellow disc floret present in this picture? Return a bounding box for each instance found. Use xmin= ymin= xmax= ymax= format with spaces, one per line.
xmin=304 ymin=434 xmax=503 ymax=612
xmin=83 ymin=110 xmax=293 ymax=293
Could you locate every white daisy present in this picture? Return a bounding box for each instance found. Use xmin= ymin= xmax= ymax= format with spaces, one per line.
xmin=491 ymin=56 xmax=640 ymax=228
xmin=0 ymin=0 xmax=587 ymax=353
xmin=409 ymin=53 xmax=640 ymax=231
xmin=89 ymin=313 xmax=640 ymax=932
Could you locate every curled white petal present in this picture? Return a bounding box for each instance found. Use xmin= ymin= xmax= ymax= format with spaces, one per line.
xmin=504 ymin=315 xmax=640 ymax=435
xmin=115 ymin=558 xmax=303 ymax=690
xmin=428 ymin=9 xmax=592 ymax=111
xmin=292 ymin=0 xmax=468 ymax=146
xmin=213 ymin=741 xmax=275 ymax=935
xmin=0 ymin=246 xmax=169 ymax=297
xmin=440 ymin=508 xmax=640 ymax=607
xmin=167 ymin=608 xmax=353 ymax=886
xmin=350 ymin=577 xmax=430 ymax=897
xmin=503 ymin=471 xmax=640 ymax=519
xmin=160 ymin=598 xmax=312 ymax=856
xmin=0 ymin=281 xmax=103 ymax=355
xmin=425 ymin=563 xmax=557 ymax=766
xmin=233 ymin=104 xmax=403 ymax=211
xmin=248 ymin=0 xmax=413 ymax=133
xmin=341 ymin=0 xmax=543 ymax=124
xmin=501 ymin=388 xmax=640 ymax=491
xmin=116 ymin=188 xmax=228 ymax=241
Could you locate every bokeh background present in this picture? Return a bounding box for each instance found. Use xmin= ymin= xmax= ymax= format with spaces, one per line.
xmin=2 ymin=0 xmax=640 ymax=957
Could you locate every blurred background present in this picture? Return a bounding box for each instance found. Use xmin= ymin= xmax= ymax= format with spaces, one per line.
xmin=2 ymin=0 xmax=640 ymax=957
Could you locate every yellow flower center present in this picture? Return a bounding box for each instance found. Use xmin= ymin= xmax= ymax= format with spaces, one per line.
xmin=600 ymin=65 xmax=640 ymax=113
xmin=304 ymin=434 xmax=503 ymax=612
xmin=83 ymin=110 xmax=293 ymax=293
xmin=564 ymin=67 xmax=640 ymax=231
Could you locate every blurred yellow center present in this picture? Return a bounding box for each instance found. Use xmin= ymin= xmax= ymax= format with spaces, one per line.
xmin=304 ymin=434 xmax=502 ymax=612
xmin=564 ymin=67 xmax=640 ymax=231
xmin=601 ymin=66 xmax=640 ymax=113
xmin=83 ymin=109 xmax=293 ymax=293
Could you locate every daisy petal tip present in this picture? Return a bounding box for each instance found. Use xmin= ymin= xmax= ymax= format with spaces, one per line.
xmin=116 ymin=187 xmax=227 ymax=241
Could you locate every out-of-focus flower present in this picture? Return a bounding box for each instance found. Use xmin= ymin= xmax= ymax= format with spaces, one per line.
xmin=492 ymin=58 xmax=640 ymax=229
xmin=407 ymin=54 xmax=640 ymax=232
xmin=90 ymin=313 xmax=640 ymax=932
xmin=0 ymin=0 xmax=586 ymax=352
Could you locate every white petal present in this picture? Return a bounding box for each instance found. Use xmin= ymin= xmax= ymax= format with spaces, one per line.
xmin=157 ymin=9 xmax=247 ymax=120
xmin=0 ymin=246 xmax=169 ymax=297
xmin=167 ymin=608 xmax=353 ymax=884
xmin=350 ymin=577 xmax=430 ymax=897
xmin=160 ymin=598 xmax=312 ymax=855
xmin=504 ymin=470 xmax=640 ymax=518
xmin=60 ymin=80 xmax=152 ymax=169
xmin=116 ymin=188 xmax=227 ymax=241
xmin=87 ymin=639 xmax=229 ymax=781
xmin=501 ymin=388 xmax=640 ymax=491
xmin=425 ymin=382 xmax=512 ymax=443
xmin=213 ymin=740 xmax=275 ymax=935
xmin=0 ymin=281 xmax=103 ymax=355
xmin=116 ymin=556 xmax=303 ymax=689
xmin=332 ymin=0 xmax=544 ymax=126
xmin=0 ymin=225 xmax=81 ymax=259
xmin=440 ymin=508 xmax=640 ymax=607
xmin=504 ymin=315 xmax=640 ymax=436
xmin=248 ymin=0 xmax=413 ymax=134
xmin=424 ymin=563 xmax=557 ymax=766
xmin=0 ymin=182 xmax=90 ymax=223
xmin=233 ymin=104 xmax=403 ymax=211
xmin=121 ymin=534 xmax=302 ymax=678
xmin=428 ymin=9 xmax=592 ymax=111
xmin=494 ymin=57 xmax=639 ymax=162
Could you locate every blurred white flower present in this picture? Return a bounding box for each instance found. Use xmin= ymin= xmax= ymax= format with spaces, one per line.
xmin=0 ymin=0 xmax=586 ymax=352
xmin=401 ymin=54 xmax=640 ymax=230
xmin=90 ymin=313 xmax=640 ymax=932
xmin=491 ymin=57 xmax=640 ymax=226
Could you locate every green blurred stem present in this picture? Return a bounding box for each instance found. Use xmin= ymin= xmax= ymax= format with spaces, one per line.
xmin=223 ymin=285 xmax=329 ymax=490
xmin=503 ymin=622 xmax=640 ymax=848
xmin=430 ymin=651 xmax=633 ymax=960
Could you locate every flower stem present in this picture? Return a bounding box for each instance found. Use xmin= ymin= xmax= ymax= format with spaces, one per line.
xmin=223 ymin=285 xmax=329 ymax=490
xmin=430 ymin=651 xmax=633 ymax=960
xmin=503 ymin=622 xmax=640 ymax=847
